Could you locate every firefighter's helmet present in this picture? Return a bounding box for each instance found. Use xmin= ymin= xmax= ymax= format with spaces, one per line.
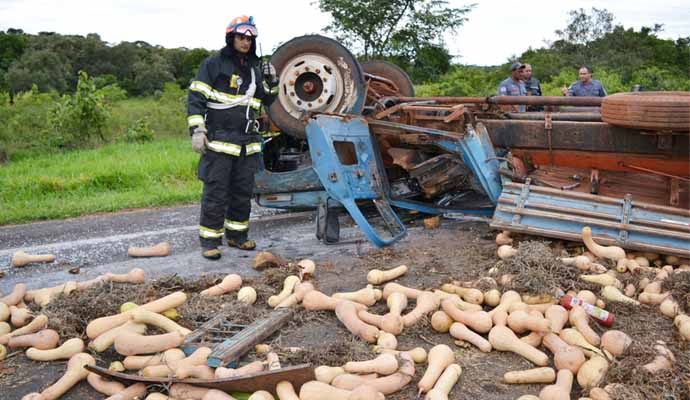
xmin=226 ymin=15 xmax=258 ymax=37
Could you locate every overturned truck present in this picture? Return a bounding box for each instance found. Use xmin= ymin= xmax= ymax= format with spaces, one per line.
xmin=254 ymin=35 xmax=690 ymax=258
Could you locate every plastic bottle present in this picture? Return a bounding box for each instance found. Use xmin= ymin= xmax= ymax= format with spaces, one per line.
xmin=560 ymin=294 xmax=615 ymax=327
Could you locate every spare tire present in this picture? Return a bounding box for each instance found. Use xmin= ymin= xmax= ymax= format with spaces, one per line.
xmin=361 ymin=60 xmax=415 ymax=98
xmin=268 ymin=35 xmax=366 ymax=139
xmin=601 ymin=91 xmax=690 ymax=132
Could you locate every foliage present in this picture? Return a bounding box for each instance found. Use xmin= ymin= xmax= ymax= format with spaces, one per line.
xmin=49 ymin=71 xmax=109 ymax=148
xmin=318 ymin=0 xmax=474 ymax=81
xmin=0 ymin=138 xmax=200 ymax=224
xmin=555 ymin=8 xmax=614 ymax=46
xmin=122 ymin=117 xmax=155 ymax=143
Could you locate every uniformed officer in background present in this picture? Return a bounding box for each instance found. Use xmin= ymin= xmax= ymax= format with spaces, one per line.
xmin=562 ymin=66 xmax=607 ymax=97
xmin=522 ymin=63 xmax=542 ymax=111
xmin=498 ymin=63 xmax=526 ymax=112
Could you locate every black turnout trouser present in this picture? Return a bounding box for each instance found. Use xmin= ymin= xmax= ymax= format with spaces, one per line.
xmin=197 ymin=146 xmax=259 ymax=248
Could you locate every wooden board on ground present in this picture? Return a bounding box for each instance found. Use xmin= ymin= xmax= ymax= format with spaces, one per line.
xmin=86 ymin=363 xmax=314 ymax=395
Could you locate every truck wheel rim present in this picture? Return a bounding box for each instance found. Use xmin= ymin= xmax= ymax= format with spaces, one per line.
xmin=277 ymin=53 xmax=345 ymax=119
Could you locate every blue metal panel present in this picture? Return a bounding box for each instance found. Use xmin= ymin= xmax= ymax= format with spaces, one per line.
xmin=256 ymin=191 xmax=341 ymax=209
xmin=254 ymin=165 xmax=323 ymax=195
xmin=307 ymin=115 xmax=406 ymax=247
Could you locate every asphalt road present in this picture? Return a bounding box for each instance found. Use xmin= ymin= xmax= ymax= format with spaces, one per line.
xmin=0 ymin=204 xmax=385 ymax=293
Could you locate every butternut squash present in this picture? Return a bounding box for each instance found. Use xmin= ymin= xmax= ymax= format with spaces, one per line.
xmin=497 ymin=245 xmax=518 ymax=260
xmin=335 ymin=300 xmax=379 ymax=343
xmin=441 ymin=284 xmax=483 ymax=305
xmin=105 ymin=268 xmax=146 ymax=284
xmin=114 ymin=330 xmax=185 ymax=356
xmin=600 ymin=330 xmax=631 ymax=357
xmin=277 ymin=282 xmax=315 ymax=308
xmin=202 ymin=389 xmax=237 ymax=400
xmin=375 ymin=332 xmax=398 ymax=351
xmin=638 ymin=292 xmax=670 ymax=305
xmin=0 ymin=322 xmax=10 ymax=336
xmin=493 ymin=310 xmax=508 ymax=327
xmin=214 ymin=360 xmax=264 ymax=378
xmin=577 ymin=356 xmax=609 ymax=389
xmin=87 ymin=373 xmax=126 ymax=396
xmin=368 ymin=265 xmax=408 ymax=285
xmin=344 ymin=353 xmax=399 ymax=375
xmin=542 ymin=333 xmax=586 ymax=374
xmin=545 ymin=305 xmax=568 ymax=333
xmin=169 ymin=383 xmax=211 ymax=399
xmin=130 ymin=308 xmax=192 ymax=335
xmin=580 ymin=271 xmax=622 ymax=289
xmin=142 ymin=347 xmax=211 ymax=377
xmin=559 ymin=328 xmax=606 ymax=359
xmin=89 ymin=321 xmax=147 ymax=353
xmin=127 ymin=242 xmax=171 ymax=257
xmin=379 ymin=347 xmax=427 ymax=364
xmin=582 ymin=227 xmax=626 ymax=261
xmin=315 ymin=366 xmax=346 ymax=383
xmin=145 ymin=393 xmax=171 ymax=400
xmin=659 ymin=298 xmax=680 ymax=318
xmin=11 ymin=251 xmax=56 ymax=267
xmin=86 ymin=291 xmax=186 ymax=339
xmin=299 ymin=381 xmax=383 ymax=400
xmin=380 ymin=292 xmax=407 ymax=334
xmin=1 ymin=283 xmax=27 ymax=306
xmin=302 ymin=290 xmax=339 ymax=311
xmin=10 ymin=305 xmax=34 ymax=327
xmin=496 ymin=230 xmax=513 ymax=246
xmin=488 ymin=326 xmax=548 ymax=366
xmin=0 ymin=302 xmax=9 ymax=322
xmin=248 ymin=391 xmax=275 ymax=400
xmin=418 ymin=344 xmax=455 ymax=395
xmin=176 ymin=365 xmax=215 ymax=379
xmin=507 ymin=310 xmax=550 ymax=333
xmin=436 ymin=291 xmax=483 ymax=312
xmin=424 ymin=364 xmax=462 ymax=400
xmin=521 ymin=331 xmax=544 ymax=348
xmin=431 ymin=311 xmax=454 ymax=333
xmin=40 ymin=353 xmax=95 ymax=399
xmin=539 ymin=369 xmax=574 ymax=400
xmin=8 ymin=329 xmax=59 ymax=350
xmin=569 ymin=306 xmax=600 ymax=346
xmin=333 ymin=285 xmax=381 ymax=307
xmin=0 ymin=314 xmax=48 ymax=345
xmin=267 ymin=275 xmax=301 ymax=307
xmin=673 ymin=314 xmax=690 ymax=340
xmin=253 ymin=251 xmax=284 ymax=269
xmin=237 ymin=286 xmax=258 ymax=305
xmin=334 ymin=352 xmax=415 ymax=395
xmin=297 ymin=259 xmax=316 ymax=280
xmin=642 ymin=341 xmax=675 ymax=373
xmin=200 ymin=274 xmax=242 ymax=296
xmin=382 ymin=282 xmax=421 ymax=300
xmin=488 ymin=291 xmax=522 ymax=322
xmin=441 ymin=299 xmax=492 ymax=333
xmin=484 ymin=289 xmax=501 ymax=307
xmin=402 ymin=291 xmax=440 ymax=327
xmin=503 ymin=367 xmax=555 ymax=384
xmin=449 ymin=322 xmax=491 ymax=352
xmin=601 ymin=286 xmax=639 ymax=305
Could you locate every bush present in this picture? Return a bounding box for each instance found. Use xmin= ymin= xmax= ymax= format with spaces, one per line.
xmin=49 ymin=71 xmax=110 ymax=148
xmin=121 ymin=117 xmax=154 ymax=143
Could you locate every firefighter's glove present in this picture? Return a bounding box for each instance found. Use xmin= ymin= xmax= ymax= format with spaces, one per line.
xmin=191 ymin=127 xmax=208 ymax=155
xmin=263 ymin=62 xmax=278 ymax=85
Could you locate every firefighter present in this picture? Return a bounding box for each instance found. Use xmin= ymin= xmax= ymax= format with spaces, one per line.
xmin=187 ymin=15 xmax=277 ymax=260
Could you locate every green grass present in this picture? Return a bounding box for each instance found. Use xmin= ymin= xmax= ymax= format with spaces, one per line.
xmin=0 ymin=138 xmax=201 ymax=225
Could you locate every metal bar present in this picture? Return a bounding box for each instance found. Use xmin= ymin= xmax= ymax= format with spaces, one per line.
xmin=368 ymin=119 xmax=463 ymax=140
xmin=496 ymin=205 xmax=690 ymax=241
xmin=619 ymin=162 xmax=690 ymax=182
xmin=503 ymin=182 xmax=690 ymax=217
xmin=394 ymin=96 xmax=603 ymax=107
xmin=490 ymin=221 xmax=690 ymax=258
xmin=504 ymin=112 xmax=602 ymax=122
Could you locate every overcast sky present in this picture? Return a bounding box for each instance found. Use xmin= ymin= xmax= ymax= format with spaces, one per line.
xmin=1 ymin=0 xmax=688 ymax=66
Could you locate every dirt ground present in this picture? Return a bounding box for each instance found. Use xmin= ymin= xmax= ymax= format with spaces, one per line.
xmin=1 ymin=219 xmax=689 ymax=399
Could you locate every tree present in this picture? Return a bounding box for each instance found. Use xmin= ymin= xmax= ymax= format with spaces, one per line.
xmin=0 ymin=30 xmax=27 ymax=93
xmin=317 ymin=0 xmax=473 ymax=81
xmin=131 ymin=54 xmax=175 ymax=95
xmin=555 ymin=8 xmax=614 ymax=46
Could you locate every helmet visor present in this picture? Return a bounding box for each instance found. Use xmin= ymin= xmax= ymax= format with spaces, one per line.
xmin=233 ymin=24 xmax=258 ymax=37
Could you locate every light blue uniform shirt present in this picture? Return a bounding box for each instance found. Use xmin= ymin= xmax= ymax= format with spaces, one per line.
xmin=567 ymin=79 xmax=607 ymax=97
xmin=498 ymin=77 xmax=526 ymax=112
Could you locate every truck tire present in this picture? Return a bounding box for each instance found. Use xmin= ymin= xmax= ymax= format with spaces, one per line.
xmin=601 ymin=91 xmax=690 ymax=132
xmin=361 ymin=60 xmax=415 ymax=97
xmin=268 ymin=35 xmax=366 ymax=139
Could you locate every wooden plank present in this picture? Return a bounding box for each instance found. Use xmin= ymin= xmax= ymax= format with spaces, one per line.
xmin=86 ymin=364 xmax=315 ymax=395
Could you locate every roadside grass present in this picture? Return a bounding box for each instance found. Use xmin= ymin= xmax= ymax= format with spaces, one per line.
xmin=0 ymin=138 xmax=201 ymax=225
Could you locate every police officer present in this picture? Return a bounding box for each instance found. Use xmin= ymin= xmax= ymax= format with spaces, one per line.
xmin=498 ymin=63 xmax=527 ymax=112
xmin=562 ymin=66 xmax=607 ymax=97
xmin=523 ymin=63 xmax=542 ymax=111
xmin=187 ymin=16 xmax=277 ymax=260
